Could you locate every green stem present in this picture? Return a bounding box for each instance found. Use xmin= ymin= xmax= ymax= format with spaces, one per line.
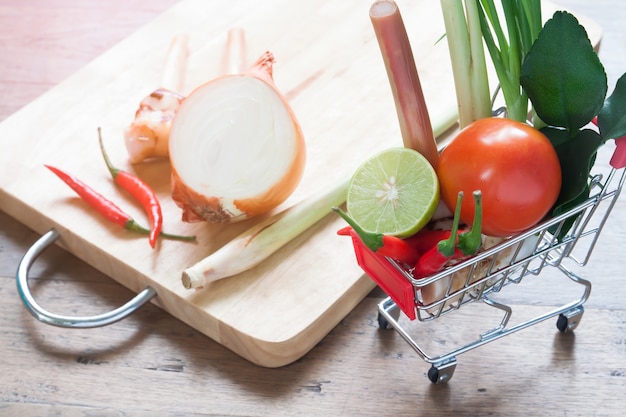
xmin=97 ymin=127 xmax=121 ymax=179
xmin=437 ymin=191 xmax=464 ymax=257
xmin=506 ymin=90 xmax=529 ymax=123
xmin=457 ymin=190 xmax=483 ymax=255
xmin=441 ymin=0 xmax=492 ymax=128
xmin=125 ymin=220 xmax=196 ymax=242
xmin=477 ymin=0 xmax=542 ymax=123
xmin=465 ymin=0 xmax=493 ymax=122
xmin=332 ymin=207 xmax=383 ymax=252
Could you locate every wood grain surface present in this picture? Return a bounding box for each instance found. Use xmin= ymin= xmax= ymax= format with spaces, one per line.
xmin=1 ymin=0 xmax=625 ymax=416
xmin=0 ymin=0 xmax=470 ymax=368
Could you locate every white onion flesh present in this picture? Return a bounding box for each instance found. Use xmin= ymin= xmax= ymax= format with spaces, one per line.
xmin=169 ymin=52 xmax=306 ymax=223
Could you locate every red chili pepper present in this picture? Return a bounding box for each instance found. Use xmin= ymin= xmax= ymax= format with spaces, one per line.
xmin=45 ymin=164 xmax=195 ymax=243
xmin=333 ymin=208 xmax=420 ymax=265
xmin=413 ymin=191 xmax=483 ymax=278
xmin=336 ymin=225 xmax=354 ymax=236
xmin=592 ymin=116 xmax=626 ymax=169
xmin=404 ymin=228 xmax=455 ymax=254
xmin=413 ymin=245 xmax=465 ymax=278
xmin=413 ymin=192 xmax=464 ymax=278
xmin=98 ymin=128 xmax=163 ymax=247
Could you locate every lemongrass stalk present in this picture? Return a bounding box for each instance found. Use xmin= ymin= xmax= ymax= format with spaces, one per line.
xmin=221 ymin=27 xmax=247 ymax=75
xmin=160 ymin=34 xmax=189 ymax=92
xmin=369 ymin=0 xmax=440 ymax=169
xmin=464 ymin=0 xmax=493 ymax=121
xmin=182 ymin=178 xmax=349 ymax=289
xmin=440 ymin=0 xmax=492 ymax=128
xmin=181 ymin=109 xmax=458 ymax=290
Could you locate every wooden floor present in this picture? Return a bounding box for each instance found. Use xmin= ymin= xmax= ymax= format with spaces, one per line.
xmin=1 ymin=0 xmax=625 ymax=415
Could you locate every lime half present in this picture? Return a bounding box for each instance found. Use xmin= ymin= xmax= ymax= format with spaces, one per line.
xmin=346 ymin=147 xmax=439 ymax=237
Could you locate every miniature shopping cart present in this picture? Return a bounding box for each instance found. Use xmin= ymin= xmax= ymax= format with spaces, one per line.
xmin=344 ymin=143 xmax=626 ymax=384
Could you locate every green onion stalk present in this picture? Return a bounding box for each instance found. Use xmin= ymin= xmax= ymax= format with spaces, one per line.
xmin=440 ymin=0 xmax=492 ymax=129
xmin=181 ymin=109 xmax=458 ymax=290
xmin=441 ymin=0 xmax=543 ymax=125
xmin=476 ymin=0 xmax=543 ymax=123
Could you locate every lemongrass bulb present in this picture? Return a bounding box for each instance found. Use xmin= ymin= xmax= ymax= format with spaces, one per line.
xmin=169 ymin=51 xmax=306 ymax=223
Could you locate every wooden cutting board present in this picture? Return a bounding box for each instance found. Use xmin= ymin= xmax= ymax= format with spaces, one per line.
xmin=0 ymin=0 xmax=600 ymax=367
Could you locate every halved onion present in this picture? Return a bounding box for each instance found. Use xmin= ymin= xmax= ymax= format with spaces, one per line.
xmin=169 ymin=51 xmax=306 ymax=223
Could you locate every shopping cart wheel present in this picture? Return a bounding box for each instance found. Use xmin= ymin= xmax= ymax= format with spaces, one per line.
xmin=377 ymin=309 xmax=400 ymax=329
xmin=377 ymin=297 xmax=401 ymax=329
xmin=377 ymin=312 xmax=389 ymax=329
xmin=427 ymin=360 xmax=457 ymax=384
xmin=556 ymin=306 xmax=585 ymax=333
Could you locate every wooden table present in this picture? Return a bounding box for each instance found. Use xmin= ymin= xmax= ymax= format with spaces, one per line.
xmin=1 ymin=1 xmax=625 ymax=415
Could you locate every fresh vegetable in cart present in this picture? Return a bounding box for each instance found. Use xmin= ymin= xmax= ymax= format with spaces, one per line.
xmin=338 ymin=0 xmax=626 ymax=287
xmin=412 ymin=191 xmax=483 ymax=278
xmin=346 ymin=0 xmax=626 ymax=385
xmin=334 ymin=209 xmax=421 ymax=266
xmin=437 ymin=117 xmax=561 ymax=238
xmin=37 ymin=0 xmax=626 ymax=294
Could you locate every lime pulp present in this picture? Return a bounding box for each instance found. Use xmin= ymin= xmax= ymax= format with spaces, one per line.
xmin=346 ymin=147 xmax=439 ymax=237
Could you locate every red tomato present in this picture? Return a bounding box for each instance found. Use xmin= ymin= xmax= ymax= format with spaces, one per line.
xmin=437 ymin=117 xmax=561 ymax=237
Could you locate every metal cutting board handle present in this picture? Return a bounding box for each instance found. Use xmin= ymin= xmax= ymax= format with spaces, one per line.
xmin=15 ymin=229 xmax=157 ymax=328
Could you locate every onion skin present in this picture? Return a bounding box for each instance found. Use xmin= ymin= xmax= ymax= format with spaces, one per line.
xmin=170 ymin=145 xmax=305 ymax=223
xmin=169 ymin=51 xmax=306 ymax=223
xmin=170 ymin=169 xmax=230 ymax=222
xmin=231 ymin=146 xmax=305 ymax=219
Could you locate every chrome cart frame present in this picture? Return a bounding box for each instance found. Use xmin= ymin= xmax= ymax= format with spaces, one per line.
xmin=346 ymin=146 xmax=625 ymax=384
